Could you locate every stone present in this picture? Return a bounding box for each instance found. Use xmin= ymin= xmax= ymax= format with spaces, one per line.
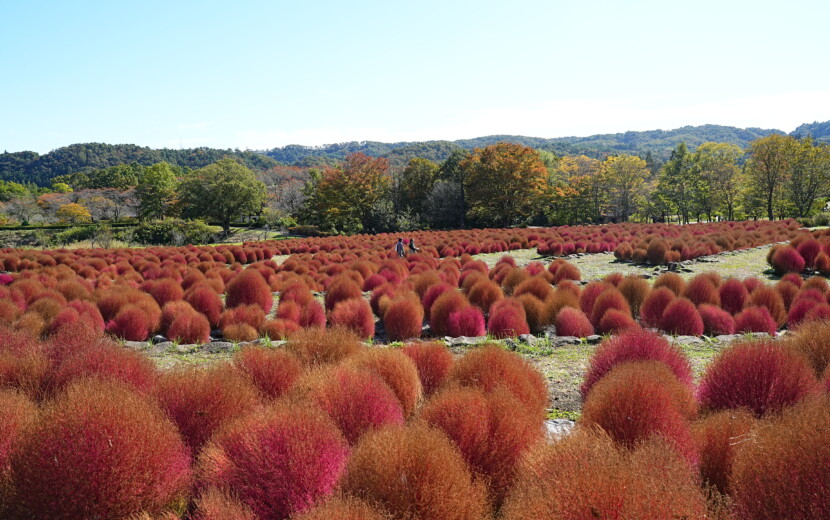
xmin=545 ymin=419 xmax=576 ymax=440
xmin=672 ymin=335 xmax=704 ymax=345
xmin=445 ymin=336 xmax=486 ymax=347
xmin=585 ymin=335 xmax=602 ymax=344
xmin=204 ymin=341 xmax=236 ymax=354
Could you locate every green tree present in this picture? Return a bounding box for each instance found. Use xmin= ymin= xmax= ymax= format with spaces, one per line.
xmin=787 ymin=138 xmax=830 ymax=218
xmin=397 ymin=157 xmax=438 ymax=216
xmin=745 ymin=134 xmax=797 ymax=220
xmin=693 ymin=142 xmax=743 ymax=221
xmin=658 ymin=143 xmax=698 ymax=223
xmin=436 ymin=148 xmax=470 ymax=228
xmin=602 ymin=155 xmax=648 ymax=222
xmin=178 ymin=158 xmax=268 ymax=234
xmin=136 ymin=162 xmax=178 ymax=220
xmin=460 ymin=143 xmax=549 ymax=227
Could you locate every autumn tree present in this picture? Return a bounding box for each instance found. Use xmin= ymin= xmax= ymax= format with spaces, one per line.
xmin=396 ymin=157 xmax=438 ymax=216
xmin=302 ymin=153 xmax=390 ymax=233
xmin=787 ymin=137 xmax=830 ymax=218
xmin=745 ymin=134 xmax=797 ymax=220
xmin=602 ymin=154 xmax=648 ymax=222
xmin=460 ymin=143 xmax=549 ymax=227
xmin=550 ymin=155 xmax=605 ymax=224
xmin=136 ymin=162 xmax=178 ymax=220
xmin=693 ymin=142 xmax=743 ymax=221
xmin=56 ymin=202 xmax=92 ymax=225
xmin=178 ymin=158 xmax=268 ymax=234
xmin=435 ymin=148 xmax=471 ymax=228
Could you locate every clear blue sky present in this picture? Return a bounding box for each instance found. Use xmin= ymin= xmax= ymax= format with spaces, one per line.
xmin=2 ymin=0 xmax=829 ymax=153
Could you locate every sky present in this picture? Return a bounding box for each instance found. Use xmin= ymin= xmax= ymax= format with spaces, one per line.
xmin=2 ymin=0 xmax=829 ymax=154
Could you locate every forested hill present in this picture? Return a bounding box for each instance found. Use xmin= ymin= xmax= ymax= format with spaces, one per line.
xmin=0 ymin=143 xmax=278 ymax=185
xmin=262 ymin=124 xmax=797 ymax=167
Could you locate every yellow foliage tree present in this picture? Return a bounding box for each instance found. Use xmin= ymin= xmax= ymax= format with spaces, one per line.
xmin=56 ymin=202 xmax=92 ymax=225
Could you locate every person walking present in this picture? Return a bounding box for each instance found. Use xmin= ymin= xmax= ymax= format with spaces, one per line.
xmin=408 ymin=238 xmax=419 ymax=254
xmin=395 ymin=238 xmax=406 ymax=257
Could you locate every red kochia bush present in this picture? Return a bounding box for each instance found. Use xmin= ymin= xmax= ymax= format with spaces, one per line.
xmin=449 ymin=344 xmax=548 ymax=417
xmin=698 ymin=304 xmax=736 ymax=335
xmin=589 ymin=288 xmax=631 ymax=329
xmin=140 ymin=278 xmax=184 ymax=307
xmin=598 ymin=308 xmax=638 ymax=334
xmin=291 ymin=496 xmax=388 ymax=520
xmin=342 ymin=425 xmax=490 ymax=520
xmin=487 ymin=298 xmax=530 ymax=338
xmin=324 ymin=276 xmax=363 ymax=312
xmin=233 ymin=346 xmax=302 ymax=399
xmin=154 ymin=364 xmax=262 ymax=451
xmin=659 ymin=297 xmax=704 ymax=336
xmin=192 ymin=488 xmax=256 ymax=520
xmin=639 ymin=286 xmax=676 ymax=328
xmin=554 ymin=307 xmax=594 ymax=337
xmin=9 ymin=379 xmax=191 ymax=520
xmin=429 ymin=290 xmax=468 ymax=337
xmin=731 ymin=397 xmax=830 ymax=520
xmin=719 ymin=278 xmax=750 ymax=315
xmin=185 ymin=286 xmax=223 ymax=328
xmin=401 ymin=341 xmax=454 ymax=397
xmin=0 ymin=389 xmax=37 ymax=505
xmin=105 ymin=305 xmax=152 ymax=341
xmin=419 ymin=386 xmax=544 ymax=507
xmin=329 ymin=298 xmax=375 ymax=340
xmin=500 ymin=431 xmax=708 ymax=520
xmin=783 ymin=320 xmax=830 ymax=377
xmin=348 ymin=348 xmax=422 ymax=418
xmin=382 ymin=297 xmax=424 ymax=341
xmin=734 ymin=305 xmax=777 ymax=335
xmin=581 ymin=328 xmax=693 ymax=399
xmin=285 ymin=327 xmax=365 ymax=366
xmin=692 ymin=408 xmax=756 ymax=494
xmin=198 ymin=402 xmax=350 ymax=520
xmin=769 ymin=245 xmax=805 ymax=274
xmin=167 ymin=310 xmax=211 ymax=344
xmin=49 ymin=342 xmax=157 ymax=396
xmin=225 ymin=269 xmax=273 ymax=313
xmin=447 ymin=305 xmax=486 ymax=337
xmin=581 ymin=361 xmax=698 ymax=465
xmin=299 ymin=366 xmax=404 ymax=445
xmin=698 ymin=340 xmax=818 ymax=417
xmin=467 ymin=280 xmax=503 ymax=312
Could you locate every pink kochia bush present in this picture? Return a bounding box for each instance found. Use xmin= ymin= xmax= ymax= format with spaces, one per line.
xmin=329 ymin=298 xmax=375 ymax=340
xmin=9 ymin=379 xmax=192 ymax=520
xmin=697 ymin=340 xmax=819 ymax=417
xmin=447 ymin=305 xmax=486 ymax=337
xmin=554 ymin=307 xmax=594 ymax=338
xmin=581 ymin=328 xmax=693 ymax=399
xmin=487 ymin=298 xmax=530 ymax=339
xmin=198 ymin=402 xmax=350 ymax=520
xmin=659 ymin=297 xmax=704 ymax=336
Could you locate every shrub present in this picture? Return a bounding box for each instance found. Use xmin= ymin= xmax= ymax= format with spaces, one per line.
xmin=639 ymin=286 xmax=675 ymax=328
xmin=719 ymin=278 xmax=749 ymax=315
xmin=419 ymin=386 xmax=544 ymax=507
xmin=0 ymin=389 xmax=37 ymax=513
xmin=9 ymin=379 xmax=191 ymax=520
xmin=646 ymin=238 xmax=669 ymax=264
xmin=731 ymin=397 xmax=830 ymax=519
xmin=106 ymin=305 xmax=152 ymax=341
xmin=815 ymin=251 xmax=830 ymax=274
xmin=226 ymin=269 xmax=273 ymax=314
xmin=154 ymin=364 xmax=262 ymax=451
xmin=329 ymin=298 xmax=375 ymax=340
xmin=382 ymin=297 xmax=424 ymax=341
xmin=348 ymin=348 xmax=422 ymax=417
xmin=167 ymin=309 xmax=211 ymax=345
xmin=49 ymin=343 xmax=157 ymax=397
xmin=500 ymin=430 xmax=708 ymax=520
xmin=782 ymin=319 xmax=830 ymax=377
xmin=581 ymin=361 xmax=698 ymax=465
xmin=598 ymin=308 xmax=638 ymax=334
xmin=554 ymin=307 xmax=594 ymax=337
xmin=298 ymin=301 xmax=326 ymax=329
xmin=221 ymin=323 xmax=258 ymax=342
xmin=324 ymin=276 xmax=363 ymax=312
xmin=796 ymin=238 xmax=822 ymax=268
xmin=516 ymin=293 xmax=548 ymax=332
xmin=578 ymin=281 xmax=607 ymax=315
xmin=692 ymin=409 xmax=756 ymax=494
xmin=198 ymin=402 xmax=349 ymax=520
xmin=185 ymin=287 xmax=223 ymax=328
xmin=290 ymin=496 xmax=388 ymax=520
xmin=132 ymin=218 xmax=214 ymax=245
xmin=750 ymin=285 xmax=787 ymax=326
xmin=659 ymin=297 xmax=704 ymax=336
xmin=513 ymin=276 xmax=553 ymax=301
xmin=683 ymin=275 xmax=720 ymax=307
xmin=654 ymin=271 xmax=686 ymax=295
xmin=429 ymin=290 xmax=468 ymax=337
xmin=551 ymin=262 xmax=581 ymax=284
xmin=617 ymin=275 xmax=650 ymax=316
xmin=341 ymin=424 xmax=490 ymax=520
xmin=298 ymin=365 xmax=404 ymax=445
xmin=698 ymin=304 xmax=736 ymax=336
xmin=769 ymin=245 xmax=805 ymax=274
xmin=448 ymin=344 xmax=547 ymax=416
xmin=734 ymin=306 xmax=777 ymax=335
xmin=467 ymin=280 xmax=503 ymax=313
xmin=401 ymin=341 xmax=454 ymax=397
xmin=233 ymin=346 xmax=302 ymax=399
xmin=421 ymin=282 xmax=453 ymax=318
xmin=192 ymin=488 xmax=256 ymax=520
xmin=581 ymin=328 xmax=693 ymax=399
xmin=487 ymin=298 xmax=530 ymax=339
xmin=590 ymin=288 xmax=632 ymax=330
xmin=261 ymin=318 xmax=301 ymax=340
xmin=698 ymin=340 xmax=818 ymax=417
xmin=141 ymin=278 xmax=184 ymax=308
xmin=285 ymin=327 xmax=364 ymax=366
xmin=447 ymin=305 xmax=486 ymax=337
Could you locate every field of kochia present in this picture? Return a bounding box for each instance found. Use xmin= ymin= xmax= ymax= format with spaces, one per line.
xmin=0 ymin=219 xmax=828 ymax=519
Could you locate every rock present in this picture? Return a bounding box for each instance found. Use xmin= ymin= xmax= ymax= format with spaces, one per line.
xmin=545 ymin=419 xmax=576 ymax=440
xmin=445 ymin=336 xmax=486 ymax=347
xmin=519 ymin=334 xmax=540 ymax=346
xmin=204 ymin=341 xmax=236 ymax=354
xmin=122 ymin=341 xmax=150 ymax=350
xmin=672 ymin=335 xmax=704 ymax=345
xmin=714 ymin=334 xmax=742 ymax=343
xmin=151 ymin=335 xmax=168 ymax=344
xmin=175 ymin=343 xmax=199 ymax=354
xmin=549 ymin=336 xmax=582 ymax=346
xmin=585 ymin=335 xmax=602 ymax=344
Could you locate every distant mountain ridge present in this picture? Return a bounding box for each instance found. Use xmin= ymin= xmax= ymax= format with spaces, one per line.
xmin=2 ymin=121 xmax=828 ymax=185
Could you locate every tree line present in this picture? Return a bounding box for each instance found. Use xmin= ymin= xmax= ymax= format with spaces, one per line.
xmin=1 ymin=135 xmax=828 ymax=237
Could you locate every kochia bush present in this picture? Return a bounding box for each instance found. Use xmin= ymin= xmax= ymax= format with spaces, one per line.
xmin=401 ymin=341 xmax=454 ymax=397
xmin=225 ymin=268 xmax=273 ymax=313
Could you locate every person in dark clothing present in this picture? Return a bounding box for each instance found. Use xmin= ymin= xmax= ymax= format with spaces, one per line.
xmin=395 ymin=238 xmax=405 ymax=257
xmin=409 ymin=238 xmax=419 ymax=254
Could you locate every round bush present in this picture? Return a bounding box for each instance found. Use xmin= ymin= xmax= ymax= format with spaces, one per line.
xmin=9 ymin=379 xmax=192 ymax=520
xmin=554 ymin=306 xmax=594 ymax=338
xmin=49 ymin=342 xmax=157 ymax=397
xmin=198 ymin=402 xmax=349 ymax=520
xmin=467 ymin=280 xmax=503 ymax=313
xmin=105 ymin=305 xmax=152 ymax=341
xmin=348 ymin=348 xmax=422 ymax=418
xmin=783 ymin=319 xmax=830 ymax=377
xmin=770 ymin=246 xmax=805 ymax=274
xmin=731 ymin=397 xmax=830 ymax=519
xmin=447 ymin=305 xmax=486 ymax=337
xmin=487 ymin=298 xmax=530 ymax=339
xmin=581 ymin=328 xmax=692 ymax=399
xmin=448 ymin=344 xmax=547 ymax=416
xmin=192 ymin=488 xmax=256 ymax=520
xmin=691 ymin=408 xmax=756 ymax=494
xmin=698 ymin=304 xmax=736 ymax=336
xmin=719 ymin=278 xmax=749 ymax=315
xmin=225 ymin=269 xmax=273 ymax=313
xmin=185 ymin=286 xmax=223 ymax=328
xmin=233 ymin=346 xmax=302 ymax=399
xmin=401 ymin=341 xmax=454 ymax=397
xmin=329 ymin=297 xmax=375 ymax=340
xmin=698 ymin=340 xmax=819 ymax=417
xmin=324 ymin=276 xmax=363 ymax=313
xmin=589 ymin=290 xmax=631 ymax=331
xmin=659 ymin=297 xmax=704 ymax=336
xmin=291 ymin=496 xmax=388 ymax=520
xmin=382 ymin=296 xmax=424 ymax=341
xmin=598 ymin=308 xmax=638 ymax=334
xmin=734 ymin=306 xmax=777 ymax=335
xmin=342 ymin=424 xmax=490 ymax=520
xmin=285 ymin=327 xmax=364 ymax=366
xmin=639 ymin=286 xmax=675 ymax=328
